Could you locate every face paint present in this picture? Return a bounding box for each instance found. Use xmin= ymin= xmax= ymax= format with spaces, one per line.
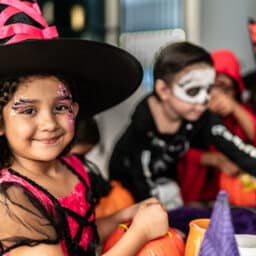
xmin=173 ymin=68 xmax=215 ymax=104
xmin=57 ymin=83 xmax=72 ymax=100
xmin=57 ymin=83 xmax=75 ymax=130
xmin=10 ymin=97 xmax=32 ymax=116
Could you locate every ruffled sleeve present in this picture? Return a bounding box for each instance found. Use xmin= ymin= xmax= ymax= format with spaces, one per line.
xmin=0 ymin=170 xmax=63 ymax=255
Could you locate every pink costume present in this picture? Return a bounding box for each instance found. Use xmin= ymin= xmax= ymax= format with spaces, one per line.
xmin=0 ymin=155 xmax=98 ymax=256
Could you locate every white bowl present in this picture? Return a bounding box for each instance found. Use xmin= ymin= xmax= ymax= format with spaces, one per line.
xmin=235 ymin=234 xmax=256 ymax=256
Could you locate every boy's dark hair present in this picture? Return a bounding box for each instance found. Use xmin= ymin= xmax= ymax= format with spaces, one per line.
xmin=153 ymin=41 xmax=214 ymax=86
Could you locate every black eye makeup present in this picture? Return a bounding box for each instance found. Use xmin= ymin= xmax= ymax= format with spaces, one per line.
xmin=185 ymin=87 xmax=201 ymax=97
xmin=11 ymin=99 xmax=36 ymax=115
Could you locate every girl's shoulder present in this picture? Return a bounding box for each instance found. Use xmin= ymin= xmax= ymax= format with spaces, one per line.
xmin=0 ymin=167 xmax=57 ymax=212
xmin=0 ymin=168 xmax=34 ymax=189
xmin=61 ymin=154 xmax=90 ymax=186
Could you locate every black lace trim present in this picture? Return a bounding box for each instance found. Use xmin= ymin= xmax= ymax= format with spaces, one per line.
xmin=1 ymin=157 xmax=98 ymax=255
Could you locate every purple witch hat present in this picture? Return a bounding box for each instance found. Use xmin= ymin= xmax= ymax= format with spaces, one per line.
xmin=199 ymin=191 xmax=239 ymax=256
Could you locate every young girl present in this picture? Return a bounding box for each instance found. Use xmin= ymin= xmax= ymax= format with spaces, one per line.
xmin=0 ymin=1 xmax=168 ymax=256
xmin=109 ymin=41 xmax=256 ymax=207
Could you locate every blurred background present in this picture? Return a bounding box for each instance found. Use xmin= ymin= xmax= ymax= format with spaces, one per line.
xmin=37 ymin=0 xmax=256 ymax=175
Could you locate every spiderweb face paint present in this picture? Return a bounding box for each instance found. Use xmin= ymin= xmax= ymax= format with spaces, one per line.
xmin=57 ymin=83 xmax=75 ymax=130
xmin=10 ymin=96 xmax=31 ymax=116
xmin=173 ymin=68 xmax=215 ymax=104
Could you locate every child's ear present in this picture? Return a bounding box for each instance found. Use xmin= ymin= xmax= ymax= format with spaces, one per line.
xmin=155 ymin=79 xmax=171 ymax=101
xmin=73 ymin=102 xmax=79 ymax=118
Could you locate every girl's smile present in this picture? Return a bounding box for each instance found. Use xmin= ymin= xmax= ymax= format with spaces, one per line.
xmin=33 ymin=135 xmax=62 ymax=145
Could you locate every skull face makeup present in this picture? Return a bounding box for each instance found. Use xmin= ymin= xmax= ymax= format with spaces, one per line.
xmin=173 ymin=68 xmax=215 ymax=104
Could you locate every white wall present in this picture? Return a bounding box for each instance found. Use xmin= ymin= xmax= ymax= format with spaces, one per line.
xmin=200 ymin=0 xmax=256 ymax=73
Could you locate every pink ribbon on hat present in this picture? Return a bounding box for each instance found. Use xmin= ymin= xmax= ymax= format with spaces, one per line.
xmin=0 ymin=0 xmax=48 ymax=27
xmin=3 ymin=26 xmax=58 ymax=44
xmin=0 ymin=23 xmax=58 ymax=39
xmin=0 ymin=1 xmax=41 ymax=26
xmin=0 ymin=0 xmax=59 ymax=43
xmin=0 ymin=5 xmax=18 ymax=25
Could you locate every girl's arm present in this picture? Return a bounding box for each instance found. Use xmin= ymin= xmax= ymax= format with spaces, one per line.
xmin=9 ymin=199 xmax=168 ymax=256
xmin=200 ymin=151 xmax=240 ymax=176
xmin=10 ymin=244 xmax=64 ymax=256
xmin=96 ymin=197 xmax=160 ymax=243
xmin=101 ymin=225 xmax=148 ymax=256
xmin=97 ymin=198 xmax=168 ymax=256
xmin=0 ymin=185 xmax=63 ymax=256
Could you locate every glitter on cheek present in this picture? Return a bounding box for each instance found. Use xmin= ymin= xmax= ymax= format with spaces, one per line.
xmin=68 ymin=104 xmax=74 ymax=114
xmin=57 ymin=83 xmax=75 ymax=130
xmin=67 ymin=110 xmax=75 ymax=131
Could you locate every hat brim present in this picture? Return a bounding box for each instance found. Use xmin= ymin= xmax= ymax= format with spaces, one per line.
xmin=0 ymin=39 xmax=143 ymax=117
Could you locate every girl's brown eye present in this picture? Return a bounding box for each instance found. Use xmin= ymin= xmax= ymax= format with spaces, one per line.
xmin=186 ymin=87 xmax=201 ymax=96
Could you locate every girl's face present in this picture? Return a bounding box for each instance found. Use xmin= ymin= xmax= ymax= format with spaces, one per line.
xmin=157 ymin=63 xmax=215 ymax=121
xmin=0 ymin=75 xmax=79 ymax=162
xmin=211 ymin=73 xmax=236 ymax=98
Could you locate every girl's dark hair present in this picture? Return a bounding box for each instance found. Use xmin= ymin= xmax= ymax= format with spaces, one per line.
xmin=153 ymin=41 xmax=214 ymax=87
xmin=0 ymin=77 xmax=21 ymax=168
xmin=0 ymin=74 xmax=78 ymax=169
xmin=74 ymin=118 xmax=100 ymax=146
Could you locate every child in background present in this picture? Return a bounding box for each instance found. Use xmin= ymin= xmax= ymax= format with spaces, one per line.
xmin=109 ymin=42 xmax=256 ymax=209
xmin=177 ymin=49 xmax=256 ymax=204
xmin=69 ymin=118 xmax=135 ymax=217
xmin=210 ymin=49 xmax=256 ymax=143
xmin=0 ymin=1 xmax=168 ymax=255
xmin=210 ymin=49 xmax=256 ymax=205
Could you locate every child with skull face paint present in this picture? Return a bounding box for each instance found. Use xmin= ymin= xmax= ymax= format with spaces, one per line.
xmin=109 ymin=41 xmax=256 ymax=208
xmin=177 ymin=49 xmax=256 ymax=203
xmin=178 ymin=49 xmax=256 ymax=204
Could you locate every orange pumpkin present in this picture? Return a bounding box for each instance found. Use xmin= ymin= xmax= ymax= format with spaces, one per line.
xmin=102 ymin=222 xmax=185 ymax=256
xmin=219 ymin=172 xmax=256 ymax=206
xmin=95 ymin=180 xmax=135 ymax=218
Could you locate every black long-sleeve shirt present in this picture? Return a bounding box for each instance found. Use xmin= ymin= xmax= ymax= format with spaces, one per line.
xmin=109 ymin=95 xmax=256 ymax=202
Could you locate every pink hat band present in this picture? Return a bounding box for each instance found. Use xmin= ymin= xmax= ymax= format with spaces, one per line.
xmin=0 ymin=0 xmax=58 ymax=44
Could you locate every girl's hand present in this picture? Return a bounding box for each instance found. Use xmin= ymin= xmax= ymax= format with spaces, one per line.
xmin=215 ymin=153 xmax=241 ymax=176
xmin=209 ymin=88 xmax=236 ymax=116
xmin=113 ymin=197 xmax=161 ymax=223
xmin=129 ymin=198 xmax=169 ymax=242
xmin=201 ymin=152 xmax=241 ymax=176
xmin=100 ymin=198 xmax=168 ymax=256
xmin=96 ymin=197 xmax=165 ymax=243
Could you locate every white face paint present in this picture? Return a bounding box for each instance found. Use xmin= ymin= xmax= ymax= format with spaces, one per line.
xmin=173 ymin=68 xmax=215 ymax=104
